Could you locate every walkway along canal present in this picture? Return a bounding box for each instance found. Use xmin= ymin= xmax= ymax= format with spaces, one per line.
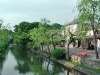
xmin=0 ymin=45 xmax=86 ymax=75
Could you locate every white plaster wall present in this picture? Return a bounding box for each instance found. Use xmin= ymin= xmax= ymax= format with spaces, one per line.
xmin=97 ymin=39 xmax=100 ymax=47
xmin=64 ymin=24 xmax=78 ymax=48
xmin=87 ymin=30 xmax=93 ymax=36
xmin=65 ymin=24 xmax=77 ymax=34
xmin=97 ymin=39 xmax=100 ymax=52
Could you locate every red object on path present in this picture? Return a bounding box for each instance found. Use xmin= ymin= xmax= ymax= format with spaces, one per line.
xmin=78 ymin=52 xmax=87 ymax=57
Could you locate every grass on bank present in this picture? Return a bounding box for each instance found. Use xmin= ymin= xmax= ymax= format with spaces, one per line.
xmin=71 ymin=61 xmax=100 ymax=74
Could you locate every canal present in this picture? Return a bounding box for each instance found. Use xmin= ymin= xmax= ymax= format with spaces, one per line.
xmin=0 ymin=45 xmax=87 ymax=75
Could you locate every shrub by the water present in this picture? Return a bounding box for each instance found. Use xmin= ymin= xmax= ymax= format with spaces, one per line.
xmin=32 ymin=45 xmax=39 ymax=50
xmin=51 ymin=48 xmax=66 ymax=59
xmin=0 ymin=41 xmax=9 ymax=52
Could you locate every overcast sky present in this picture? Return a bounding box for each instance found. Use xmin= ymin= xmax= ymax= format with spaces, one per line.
xmin=0 ymin=0 xmax=78 ymax=30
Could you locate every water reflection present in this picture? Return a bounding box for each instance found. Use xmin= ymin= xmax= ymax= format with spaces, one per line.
xmin=0 ymin=47 xmax=9 ymax=75
xmin=1 ymin=45 xmax=87 ymax=75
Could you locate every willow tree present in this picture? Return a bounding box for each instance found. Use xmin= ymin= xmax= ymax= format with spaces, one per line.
xmin=77 ymin=0 xmax=100 ymax=59
xmin=29 ymin=18 xmax=51 ymax=52
xmin=29 ymin=18 xmax=63 ymax=56
xmin=0 ymin=18 xmax=10 ymax=51
xmin=62 ymin=26 xmax=76 ymax=61
xmin=37 ymin=18 xmax=50 ymax=51
xmin=49 ymin=29 xmax=60 ymax=49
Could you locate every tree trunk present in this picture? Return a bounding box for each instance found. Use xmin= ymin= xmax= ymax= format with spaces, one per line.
xmin=67 ymin=44 xmax=70 ymax=61
xmin=52 ymin=35 xmax=56 ymax=49
xmin=62 ymin=68 xmax=69 ymax=75
xmin=67 ymin=68 xmax=69 ymax=75
xmin=47 ymin=45 xmax=51 ymax=57
xmin=93 ymin=31 xmax=99 ymax=59
xmin=41 ymin=43 xmax=44 ymax=52
xmin=46 ymin=60 xmax=50 ymax=71
xmin=91 ymin=22 xmax=99 ymax=59
xmin=53 ymin=44 xmax=56 ymax=49
xmin=91 ymin=6 xmax=99 ymax=59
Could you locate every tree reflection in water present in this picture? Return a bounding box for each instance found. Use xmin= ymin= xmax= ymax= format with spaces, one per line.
xmin=10 ymin=46 xmax=86 ymax=75
xmin=0 ymin=48 xmax=9 ymax=75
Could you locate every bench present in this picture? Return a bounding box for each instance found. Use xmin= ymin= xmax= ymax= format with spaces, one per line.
xmin=78 ymin=52 xmax=87 ymax=57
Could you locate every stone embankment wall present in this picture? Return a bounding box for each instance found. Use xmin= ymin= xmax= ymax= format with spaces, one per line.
xmin=71 ymin=55 xmax=100 ymax=69
xmin=51 ymin=58 xmax=100 ymax=75
xmin=31 ymin=50 xmax=100 ymax=75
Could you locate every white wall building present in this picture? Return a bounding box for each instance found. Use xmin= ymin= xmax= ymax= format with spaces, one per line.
xmin=64 ymin=19 xmax=100 ymax=50
xmin=64 ymin=19 xmax=78 ymax=48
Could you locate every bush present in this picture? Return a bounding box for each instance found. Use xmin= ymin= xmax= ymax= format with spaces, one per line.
xmin=32 ymin=45 xmax=39 ymax=50
xmin=51 ymin=48 xmax=66 ymax=59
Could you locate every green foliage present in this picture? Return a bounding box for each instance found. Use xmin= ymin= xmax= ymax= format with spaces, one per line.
xmin=13 ymin=21 xmax=39 ymax=46
xmin=13 ymin=32 xmax=28 ymax=45
xmin=77 ymin=0 xmax=100 ymax=36
xmin=51 ymin=23 xmax=63 ymax=29
xmin=29 ymin=18 xmax=63 ymax=51
xmin=0 ymin=19 xmax=10 ymax=51
xmin=51 ymin=48 xmax=66 ymax=59
xmin=13 ymin=18 xmax=64 ymax=51
xmin=29 ymin=22 xmax=39 ymax=30
xmin=0 ymin=31 xmax=9 ymax=51
xmin=32 ymin=45 xmax=39 ymax=50
xmin=29 ymin=18 xmax=51 ymax=46
xmin=77 ymin=0 xmax=100 ymax=59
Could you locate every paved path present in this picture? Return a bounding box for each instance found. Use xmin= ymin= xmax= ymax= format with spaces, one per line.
xmin=69 ymin=48 xmax=100 ymax=59
xmin=42 ymin=45 xmax=100 ymax=59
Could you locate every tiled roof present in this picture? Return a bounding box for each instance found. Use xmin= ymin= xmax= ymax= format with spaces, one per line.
xmin=66 ymin=19 xmax=78 ymax=26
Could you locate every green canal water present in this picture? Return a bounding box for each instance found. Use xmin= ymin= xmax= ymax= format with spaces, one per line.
xmin=0 ymin=45 xmax=87 ymax=75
